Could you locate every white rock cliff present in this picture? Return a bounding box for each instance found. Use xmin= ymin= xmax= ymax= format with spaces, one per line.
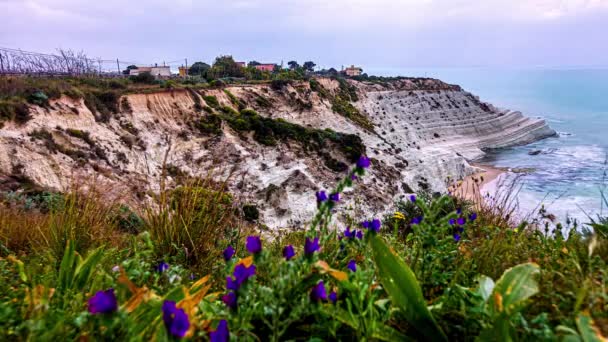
xmin=0 ymin=78 xmax=555 ymax=229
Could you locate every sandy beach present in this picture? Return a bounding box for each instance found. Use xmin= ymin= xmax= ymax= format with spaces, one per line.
xmin=451 ymin=163 xmax=506 ymax=202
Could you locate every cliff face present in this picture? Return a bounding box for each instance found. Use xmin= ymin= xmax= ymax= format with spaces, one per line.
xmin=0 ymin=78 xmax=555 ymax=229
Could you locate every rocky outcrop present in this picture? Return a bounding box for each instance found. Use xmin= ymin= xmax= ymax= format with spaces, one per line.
xmin=0 ymin=78 xmax=555 ymax=229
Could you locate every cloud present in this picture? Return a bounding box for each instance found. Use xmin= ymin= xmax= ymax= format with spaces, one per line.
xmin=0 ymin=0 xmax=606 ymax=68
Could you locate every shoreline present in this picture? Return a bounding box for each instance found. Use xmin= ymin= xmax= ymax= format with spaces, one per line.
xmin=452 ymin=163 xmax=507 ymax=202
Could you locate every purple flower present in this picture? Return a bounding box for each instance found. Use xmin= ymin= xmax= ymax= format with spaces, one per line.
xmin=311 ymin=281 xmax=328 ymax=302
xmin=226 ymin=264 xmax=256 ymax=291
xmin=283 ymin=245 xmax=295 ymax=260
xmin=88 ymin=288 xmax=117 ymax=314
xmin=209 ymin=320 xmax=229 ymax=342
xmin=453 ymin=233 xmax=461 ymax=242
xmin=355 ymin=230 xmax=363 ymax=240
xmin=316 ymin=191 xmax=328 ymax=202
xmin=370 ymin=218 xmax=381 ymax=232
xmin=458 ymin=226 xmax=464 ymax=233
xmin=356 ymin=155 xmax=371 ymax=169
xmin=304 ymin=237 xmax=320 ymax=256
xmin=162 ymin=300 xmax=190 ymax=338
xmin=223 ymin=246 xmax=235 ymax=261
xmin=222 ymin=292 xmax=237 ymax=309
xmin=347 ymin=259 xmax=357 ymax=272
xmin=156 ymin=261 xmax=169 ymax=273
xmin=351 ymin=174 xmax=358 ymax=181
xmin=456 ymin=208 xmax=462 ymax=215
xmin=329 ymin=291 xmax=338 ymax=304
xmin=361 ymin=221 xmax=370 ymax=229
xmin=410 ymin=195 xmax=417 ymax=203
xmin=449 ymin=218 xmax=456 ymax=226
xmin=330 ymin=192 xmax=340 ymax=202
xmin=411 ymin=216 xmax=423 ymax=225
xmin=246 ymin=236 xmax=262 ymax=254
xmin=469 ymin=213 xmax=478 ymax=222
xmin=457 ymin=217 xmax=466 ymax=226
xmin=189 ymin=273 xmax=196 ymax=280
xmin=344 ymin=227 xmax=355 ymax=239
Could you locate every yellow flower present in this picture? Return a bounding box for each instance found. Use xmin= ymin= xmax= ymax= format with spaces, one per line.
xmin=393 ymin=211 xmax=405 ymax=220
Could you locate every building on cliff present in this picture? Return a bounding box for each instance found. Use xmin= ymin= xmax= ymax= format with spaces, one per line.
xmin=129 ymin=64 xmax=171 ymax=78
xmin=254 ymin=64 xmax=277 ymax=72
xmin=343 ymin=65 xmax=363 ymax=77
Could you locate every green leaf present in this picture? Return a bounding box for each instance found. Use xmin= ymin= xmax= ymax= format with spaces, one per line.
xmin=372 ymin=323 xmax=414 ymax=342
xmin=73 ymin=246 xmax=105 ymax=290
xmin=369 ymin=234 xmax=447 ymax=341
xmin=57 ymin=240 xmax=76 ymax=292
xmin=576 ymin=312 xmax=606 ymax=342
xmin=477 ymin=275 xmax=495 ymax=302
xmin=488 ymin=263 xmax=540 ymax=317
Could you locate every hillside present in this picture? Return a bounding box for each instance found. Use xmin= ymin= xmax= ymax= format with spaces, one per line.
xmin=0 ymin=77 xmax=555 ymax=229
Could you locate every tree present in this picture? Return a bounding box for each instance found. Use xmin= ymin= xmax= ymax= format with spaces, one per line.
xmin=122 ymin=65 xmax=137 ymax=75
xmin=303 ymin=61 xmax=316 ymax=72
xmin=287 ymin=61 xmax=300 ymax=70
xmin=248 ymin=61 xmax=261 ymax=67
xmin=209 ymin=55 xmax=243 ymax=79
xmin=188 ymin=62 xmax=211 ymax=76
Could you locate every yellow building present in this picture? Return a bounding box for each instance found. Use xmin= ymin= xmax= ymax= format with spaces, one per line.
xmin=344 ymin=65 xmax=363 ymax=77
xmin=179 ymin=66 xmax=188 ymax=77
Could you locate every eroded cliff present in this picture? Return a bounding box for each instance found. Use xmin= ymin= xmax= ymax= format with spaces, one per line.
xmin=0 ymin=77 xmax=555 ymax=229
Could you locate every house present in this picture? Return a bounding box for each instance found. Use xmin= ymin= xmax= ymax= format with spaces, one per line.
xmin=255 ymin=64 xmax=277 ymax=72
xmin=178 ymin=66 xmax=188 ymax=77
xmin=236 ymin=62 xmax=247 ymax=68
xmin=129 ymin=64 xmax=171 ymax=78
xmin=344 ymin=65 xmax=363 ymax=77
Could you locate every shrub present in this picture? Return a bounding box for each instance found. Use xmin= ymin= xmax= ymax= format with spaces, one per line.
xmin=271 ymin=79 xmax=290 ymax=91
xmin=143 ymin=177 xmax=241 ymax=271
xmin=129 ymin=72 xmax=156 ymax=84
xmin=242 ymin=204 xmax=259 ymax=221
xmin=224 ymin=89 xmax=246 ymax=110
xmin=0 ymin=99 xmax=31 ymax=124
xmin=203 ymin=95 xmax=220 ymax=109
xmin=193 ymin=114 xmax=223 ymax=135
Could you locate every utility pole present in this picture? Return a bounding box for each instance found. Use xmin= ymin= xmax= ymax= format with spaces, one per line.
xmin=116 ymin=58 xmax=121 ymax=75
xmin=185 ymin=58 xmax=188 ymax=73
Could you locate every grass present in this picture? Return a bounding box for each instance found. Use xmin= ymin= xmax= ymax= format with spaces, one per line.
xmin=0 ymin=157 xmax=606 ymax=340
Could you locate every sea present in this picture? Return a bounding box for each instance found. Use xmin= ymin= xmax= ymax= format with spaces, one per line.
xmin=369 ymin=67 xmax=608 ymax=226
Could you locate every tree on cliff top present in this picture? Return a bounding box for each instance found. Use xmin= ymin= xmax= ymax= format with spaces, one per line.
xmin=288 ymin=61 xmax=300 ymax=70
xmin=188 ymin=62 xmax=211 ymax=76
xmin=207 ymin=55 xmax=244 ymax=79
xmin=303 ymin=61 xmax=316 ymax=72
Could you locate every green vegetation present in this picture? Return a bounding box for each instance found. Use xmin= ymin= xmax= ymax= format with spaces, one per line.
xmin=192 ymin=107 xmax=365 ymax=171
xmin=202 ymin=95 xmax=220 ymax=110
xmin=0 ymin=159 xmax=606 ymax=341
xmin=308 ymin=77 xmax=375 ymax=131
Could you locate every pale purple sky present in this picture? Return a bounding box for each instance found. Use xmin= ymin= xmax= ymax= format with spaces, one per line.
xmin=1 ymin=0 xmax=607 ymax=72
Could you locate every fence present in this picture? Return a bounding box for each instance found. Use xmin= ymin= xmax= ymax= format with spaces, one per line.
xmin=0 ymin=46 xmax=187 ymax=77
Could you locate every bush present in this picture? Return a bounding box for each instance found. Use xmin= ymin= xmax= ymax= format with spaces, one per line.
xmin=203 ymin=95 xmax=220 ymax=109
xmin=129 ymin=72 xmax=156 ymax=84
xmin=242 ymin=204 xmax=260 ymax=221
xmin=143 ymin=178 xmax=241 ymax=270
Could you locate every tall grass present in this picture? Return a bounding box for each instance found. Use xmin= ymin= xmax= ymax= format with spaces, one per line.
xmin=143 ymin=166 xmax=245 ymax=272
xmin=0 ymin=183 xmax=126 ymax=260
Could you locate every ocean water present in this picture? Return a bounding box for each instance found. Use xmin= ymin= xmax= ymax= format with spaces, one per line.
xmin=370 ymin=67 xmax=608 ymax=224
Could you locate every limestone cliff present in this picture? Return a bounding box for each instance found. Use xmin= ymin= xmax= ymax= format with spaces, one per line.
xmin=0 ymin=78 xmax=555 ymax=229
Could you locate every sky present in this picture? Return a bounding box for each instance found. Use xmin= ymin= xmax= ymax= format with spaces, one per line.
xmin=1 ymin=0 xmax=607 ymax=73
